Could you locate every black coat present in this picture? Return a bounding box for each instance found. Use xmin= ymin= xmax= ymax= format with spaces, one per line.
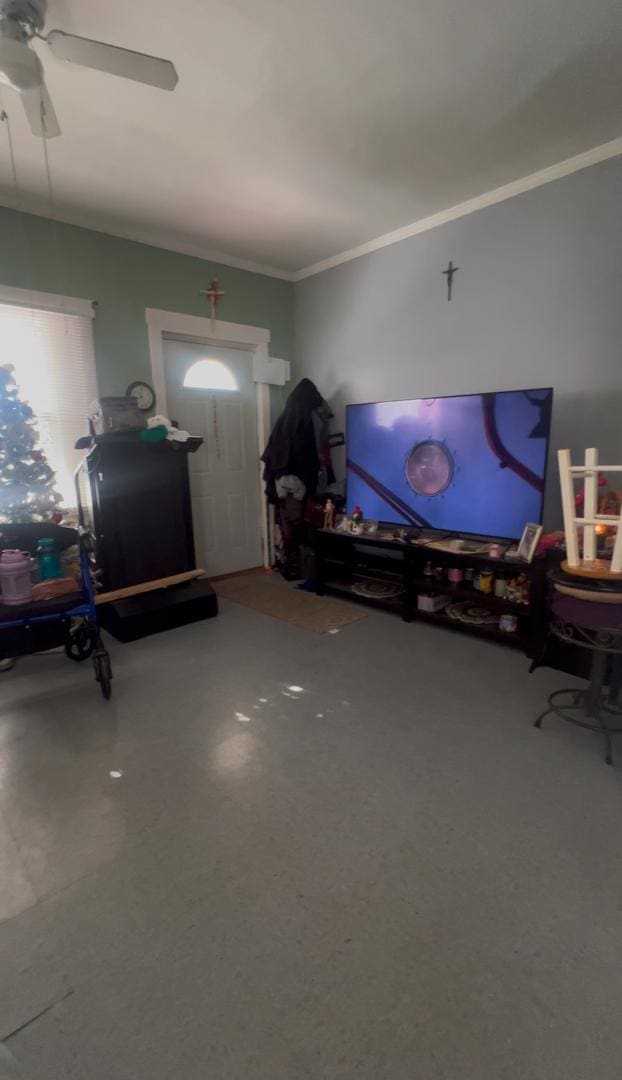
xmin=261 ymin=379 xmax=325 ymax=503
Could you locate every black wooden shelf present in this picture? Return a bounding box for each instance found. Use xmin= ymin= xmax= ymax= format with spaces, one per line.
xmin=409 ymin=577 xmax=530 ymax=614
xmin=323 ymin=579 xmax=407 ymax=614
xmin=315 ymin=529 xmax=548 ymax=655
xmin=412 ymin=606 xmax=528 ymax=648
xmin=351 ymin=565 xmax=404 ymax=584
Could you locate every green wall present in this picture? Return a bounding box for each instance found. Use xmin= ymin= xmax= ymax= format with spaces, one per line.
xmin=0 ymin=206 xmax=294 ymax=411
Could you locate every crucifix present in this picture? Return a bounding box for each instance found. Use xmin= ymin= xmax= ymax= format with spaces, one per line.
xmin=442 ymin=260 xmax=459 ymax=301
xmin=200 ymin=277 xmax=225 ymax=331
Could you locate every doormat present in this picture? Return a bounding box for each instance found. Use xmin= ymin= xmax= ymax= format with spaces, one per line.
xmin=214 ymin=573 xmax=367 ymax=634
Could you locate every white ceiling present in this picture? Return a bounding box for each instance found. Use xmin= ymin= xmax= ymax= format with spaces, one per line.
xmin=1 ymin=0 xmax=621 ymax=278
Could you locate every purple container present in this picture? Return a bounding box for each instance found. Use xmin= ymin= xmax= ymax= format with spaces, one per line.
xmin=0 ymin=549 xmax=33 ymax=605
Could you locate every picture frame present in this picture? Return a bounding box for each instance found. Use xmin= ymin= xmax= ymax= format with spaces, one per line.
xmin=517 ymin=522 xmax=542 ymax=563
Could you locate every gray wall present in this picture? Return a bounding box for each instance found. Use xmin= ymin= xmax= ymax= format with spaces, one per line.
xmin=295 ymin=156 xmax=622 ymax=528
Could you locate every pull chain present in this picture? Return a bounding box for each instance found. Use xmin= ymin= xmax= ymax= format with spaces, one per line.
xmin=0 ymin=91 xmax=20 ymax=203
xmin=212 ymin=395 xmax=221 ymax=460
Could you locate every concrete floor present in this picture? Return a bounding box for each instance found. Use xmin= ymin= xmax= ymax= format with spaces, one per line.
xmin=1 ymin=596 xmax=622 ymax=1079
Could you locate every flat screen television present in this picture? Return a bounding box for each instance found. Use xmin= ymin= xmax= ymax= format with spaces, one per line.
xmin=346 ymin=387 xmax=553 ymax=539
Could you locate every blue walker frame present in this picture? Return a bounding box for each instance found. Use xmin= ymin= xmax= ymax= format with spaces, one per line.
xmin=0 ymin=526 xmax=112 ymax=699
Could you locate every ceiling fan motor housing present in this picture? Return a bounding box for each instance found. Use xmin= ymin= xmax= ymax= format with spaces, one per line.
xmin=1 ymin=0 xmax=46 ymax=36
xmin=1 ymin=0 xmax=177 ymax=137
xmin=0 ymin=0 xmax=44 ymax=90
xmin=0 ymin=34 xmax=41 ymax=90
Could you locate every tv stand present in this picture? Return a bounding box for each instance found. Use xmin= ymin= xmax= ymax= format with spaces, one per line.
xmin=315 ymin=529 xmax=547 ymax=654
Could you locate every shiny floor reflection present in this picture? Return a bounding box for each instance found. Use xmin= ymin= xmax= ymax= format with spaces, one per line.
xmin=0 ymin=595 xmax=620 ymax=1080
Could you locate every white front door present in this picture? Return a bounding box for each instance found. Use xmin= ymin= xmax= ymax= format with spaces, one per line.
xmin=163 ymin=338 xmax=262 ymax=577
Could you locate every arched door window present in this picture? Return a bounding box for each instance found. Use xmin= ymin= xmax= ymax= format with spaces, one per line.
xmin=183 ymin=359 xmax=238 ymax=391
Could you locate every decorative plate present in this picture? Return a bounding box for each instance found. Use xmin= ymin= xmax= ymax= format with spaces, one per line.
xmin=446 ymin=602 xmax=498 ymax=625
xmin=352 ymin=580 xmax=403 ymax=600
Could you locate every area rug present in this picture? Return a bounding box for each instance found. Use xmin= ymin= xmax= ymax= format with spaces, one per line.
xmin=214 ymin=573 xmax=367 ymax=634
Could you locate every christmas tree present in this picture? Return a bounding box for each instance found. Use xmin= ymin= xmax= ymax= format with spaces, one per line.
xmin=0 ymin=364 xmax=63 ymax=524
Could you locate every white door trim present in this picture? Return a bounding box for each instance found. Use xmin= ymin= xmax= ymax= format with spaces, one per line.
xmin=145 ymin=307 xmax=289 ymax=569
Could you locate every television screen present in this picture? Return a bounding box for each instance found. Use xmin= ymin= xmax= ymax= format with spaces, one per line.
xmin=346 ymin=388 xmax=553 ymax=539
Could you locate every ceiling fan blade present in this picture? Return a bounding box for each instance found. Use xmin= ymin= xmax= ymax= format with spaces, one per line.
xmin=47 ymin=30 xmax=178 ymax=90
xmin=21 ymin=79 xmax=61 ymax=137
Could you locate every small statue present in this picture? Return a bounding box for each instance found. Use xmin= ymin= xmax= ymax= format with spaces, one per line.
xmin=324 ymin=498 xmax=336 ymax=530
xmin=351 ymin=505 xmax=364 ymax=533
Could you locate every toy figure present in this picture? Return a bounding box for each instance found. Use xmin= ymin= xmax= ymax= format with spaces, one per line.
xmin=351 ymin=505 xmax=364 ymax=533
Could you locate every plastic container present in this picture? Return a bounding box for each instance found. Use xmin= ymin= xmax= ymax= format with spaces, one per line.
xmin=479 ymin=570 xmax=494 ymax=594
xmin=36 ymin=538 xmax=63 ymax=581
xmin=494 ymin=573 xmax=507 ymax=598
xmin=418 ymin=593 xmax=451 ymax=613
xmin=0 ymin=549 xmax=33 ymax=605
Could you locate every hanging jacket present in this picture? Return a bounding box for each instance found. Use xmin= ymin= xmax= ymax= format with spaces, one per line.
xmin=262 ymin=379 xmax=333 ymax=503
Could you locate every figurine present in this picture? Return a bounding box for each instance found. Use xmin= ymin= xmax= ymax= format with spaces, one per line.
xmin=324 ymin=498 xmax=336 ymax=530
xmin=351 ymin=505 xmax=364 ymax=533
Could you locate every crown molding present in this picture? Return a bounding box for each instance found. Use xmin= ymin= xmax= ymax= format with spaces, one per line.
xmin=293 ymin=135 xmax=622 ymax=281
xmin=0 ymin=197 xmax=295 ymax=282
xmin=3 ymin=135 xmax=621 ymax=284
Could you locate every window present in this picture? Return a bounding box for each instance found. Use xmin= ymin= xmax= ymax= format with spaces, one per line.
xmin=183 ymin=358 xmax=238 ymax=391
xmin=0 ymin=287 xmax=98 ymax=507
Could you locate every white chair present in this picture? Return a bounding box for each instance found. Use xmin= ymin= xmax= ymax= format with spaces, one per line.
xmin=558 ymin=448 xmax=622 ymax=577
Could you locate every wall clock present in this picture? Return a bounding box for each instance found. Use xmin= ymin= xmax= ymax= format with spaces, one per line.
xmin=126 ymin=381 xmax=155 ymax=412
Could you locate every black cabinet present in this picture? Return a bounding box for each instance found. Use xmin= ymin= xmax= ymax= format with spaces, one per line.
xmin=77 ymin=433 xmax=201 ymax=592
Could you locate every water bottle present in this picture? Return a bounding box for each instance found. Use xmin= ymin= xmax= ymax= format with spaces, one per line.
xmin=36 ymin=537 xmax=63 ymax=581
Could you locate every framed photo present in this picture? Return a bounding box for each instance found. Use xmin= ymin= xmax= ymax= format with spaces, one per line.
xmin=517 ymin=522 xmax=542 ymax=563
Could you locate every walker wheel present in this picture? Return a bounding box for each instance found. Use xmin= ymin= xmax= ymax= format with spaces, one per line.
xmin=65 ymin=623 xmax=96 ymax=661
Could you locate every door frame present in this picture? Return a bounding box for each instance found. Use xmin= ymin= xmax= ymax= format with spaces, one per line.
xmin=145 ymin=308 xmax=289 ymax=569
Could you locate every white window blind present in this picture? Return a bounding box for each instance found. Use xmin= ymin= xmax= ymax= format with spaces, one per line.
xmin=0 ymin=297 xmax=98 ymax=507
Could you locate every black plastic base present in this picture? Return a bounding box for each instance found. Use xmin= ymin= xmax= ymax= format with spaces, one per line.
xmin=99 ymin=580 xmax=219 ymax=642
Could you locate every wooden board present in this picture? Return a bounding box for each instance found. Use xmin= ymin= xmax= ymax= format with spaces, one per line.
xmin=561 ymin=559 xmax=622 ymax=581
xmin=95 ymin=569 xmax=205 ymax=605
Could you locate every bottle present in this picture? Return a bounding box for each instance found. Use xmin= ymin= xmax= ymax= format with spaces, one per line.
xmin=423 ymin=560 xmax=433 ymax=578
xmin=479 ymin=570 xmax=494 ymax=594
xmin=494 ymin=571 xmax=507 ymax=598
xmin=36 ymin=538 xmax=63 ymax=581
xmin=0 ymin=550 xmax=33 ymax=605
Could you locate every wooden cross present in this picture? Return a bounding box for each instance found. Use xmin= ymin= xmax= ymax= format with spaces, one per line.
xmin=442 ymin=260 xmax=459 ymax=301
xmin=200 ymin=277 xmax=225 ymax=331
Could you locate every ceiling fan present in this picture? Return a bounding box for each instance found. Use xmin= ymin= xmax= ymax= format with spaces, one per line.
xmin=0 ymin=0 xmax=178 ymax=138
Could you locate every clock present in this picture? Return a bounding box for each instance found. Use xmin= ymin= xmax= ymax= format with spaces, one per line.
xmin=126 ymin=381 xmax=155 ymax=412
